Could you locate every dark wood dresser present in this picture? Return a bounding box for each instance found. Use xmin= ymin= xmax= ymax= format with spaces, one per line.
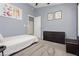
xmin=66 ymin=39 xmax=79 ymax=55
xmin=43 ymin=31 xmax=65 ymax=44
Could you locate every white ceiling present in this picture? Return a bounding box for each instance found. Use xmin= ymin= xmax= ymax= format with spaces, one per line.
xmin=28 ymin=3 xmax=62 ymax=8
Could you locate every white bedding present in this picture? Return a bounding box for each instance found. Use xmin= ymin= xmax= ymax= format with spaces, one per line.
xmin=0 ymin=35 xmax=38 ymax=56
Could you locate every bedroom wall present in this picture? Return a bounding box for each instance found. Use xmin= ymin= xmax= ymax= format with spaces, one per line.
xmin=0 ymin=3 xmax=34 ymax=37
xmin=34 ymin=3 xmax=77 ymax=40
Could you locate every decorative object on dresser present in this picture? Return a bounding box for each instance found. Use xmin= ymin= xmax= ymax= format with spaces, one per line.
xmin=0 ymin=46 xmax=6 ymax=56
xmin=43 ymin=31 xmax=65 ymax=44
xmin=66 ymin=39 xmax=79 ymax=56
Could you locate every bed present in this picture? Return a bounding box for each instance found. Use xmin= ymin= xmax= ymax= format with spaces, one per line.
xmin=0 ymin=35 xmax=38 ymax=56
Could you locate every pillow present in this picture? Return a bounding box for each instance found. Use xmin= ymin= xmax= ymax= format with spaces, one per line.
xmin=0 ymin=34 xmax=4 ymax=41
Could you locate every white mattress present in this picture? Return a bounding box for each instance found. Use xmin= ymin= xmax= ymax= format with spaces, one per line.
xmin=0 ymin=35 xmax=38 ymax=56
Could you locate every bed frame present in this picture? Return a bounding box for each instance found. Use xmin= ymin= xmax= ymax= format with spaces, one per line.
xmin=43 ymin=31 xmax=65 ymax=44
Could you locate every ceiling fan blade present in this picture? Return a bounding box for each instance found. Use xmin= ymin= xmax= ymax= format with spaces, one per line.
xmin=35 ymin=3 xmax=38 ymax=6
xmin=47 ymin=3 xmax=50 ymax=4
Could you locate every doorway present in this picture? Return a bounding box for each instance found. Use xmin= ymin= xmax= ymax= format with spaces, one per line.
xmin=34 ymin=16 xmax=41 ymax=39
xmin=28 ymin=16 xmax=34 ymax=35
xmin=28 ymin=15 xmax=41 ymax=39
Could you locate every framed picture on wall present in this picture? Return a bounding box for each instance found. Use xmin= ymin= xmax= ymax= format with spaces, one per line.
xmin=0 ymin=4 xmax=22 ymax=20
xmin=54 ymin=11 xmax=62 ymax=20
xmin=48 ymin=13 xmax=53 ymax=21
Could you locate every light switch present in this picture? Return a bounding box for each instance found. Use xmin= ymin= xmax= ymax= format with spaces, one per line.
xmin=24 ymin=24 xmax=26 ymax=27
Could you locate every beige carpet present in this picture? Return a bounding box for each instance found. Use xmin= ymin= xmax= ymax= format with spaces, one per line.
xmin=13 ymin=40 xmax=76 ymax=56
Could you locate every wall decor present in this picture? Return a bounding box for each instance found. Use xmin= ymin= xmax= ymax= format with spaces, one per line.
xmin=0 ymin=4 xmax=22 ymax=20
xmin=48 ymin=13 xmax=53 ymax=20
xmin=54 ymin=11 xmax=62 ymax=20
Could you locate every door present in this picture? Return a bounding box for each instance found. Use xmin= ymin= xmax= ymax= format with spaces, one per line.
xmin=34 ymin=16 xmax=41 ymax=39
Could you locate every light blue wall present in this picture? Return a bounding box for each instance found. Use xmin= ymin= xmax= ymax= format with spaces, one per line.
xmin=0 ymin=3 xmax=77 ymax=39
xmin=0 ymin=3 xmax=34 ymax=37
xmin=34 ymin=3 xmax=77 ymax=39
